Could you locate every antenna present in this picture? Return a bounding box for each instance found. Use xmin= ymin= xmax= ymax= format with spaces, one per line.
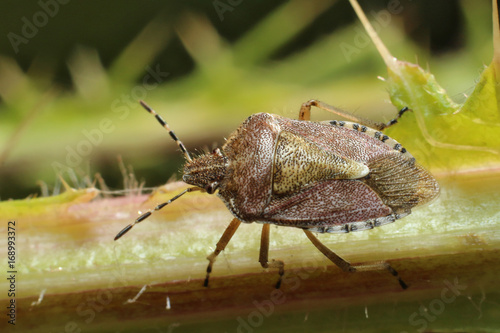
xmin=139 ymin=100 xmax=193 ymax=162
xmin=114 ymin=101 xmax=199 ymax=241
xmin=114 ymin=187 xmax=201 ymax=240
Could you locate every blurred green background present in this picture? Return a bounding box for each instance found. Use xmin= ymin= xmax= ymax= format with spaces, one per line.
xmin=0 ymin=0 xmax=492 ymax=199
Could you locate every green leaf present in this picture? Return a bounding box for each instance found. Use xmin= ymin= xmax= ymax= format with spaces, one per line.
xmin=385 ymin=61 xmax=500 ymax=172
xmin=349 ymin=0 xmax=500 ymax=174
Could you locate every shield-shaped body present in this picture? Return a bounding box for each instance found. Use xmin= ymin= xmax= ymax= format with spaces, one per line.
xmin=115 ymin=101 xmax=440 ymax=289
xmin=218 ymin=113 xmax=439 ymax=232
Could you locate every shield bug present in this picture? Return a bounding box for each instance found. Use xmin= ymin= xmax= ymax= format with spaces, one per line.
xmin=115 ymin=100 xmax=439 ymax=290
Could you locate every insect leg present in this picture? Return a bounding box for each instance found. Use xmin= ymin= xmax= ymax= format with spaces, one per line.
xmin=350 ymin=261 xmax=408 ymax=290
xmin=303 ymin=229 xmax=356 ymax=272
xmin=299 ymin=99 xmax=410 ymax=131
xmin=204 ymin=218 xmax=242 ymax=287
xmin=303 ymin=229 xmax=408 ymax=289
xmin=381 ymin=106 xmax=410 ymax=129
xmin=259 ymin=223 xmax=285 ymax=289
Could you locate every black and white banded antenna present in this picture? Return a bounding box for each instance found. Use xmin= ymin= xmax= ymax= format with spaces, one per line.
xmin=139 ymin=100 xmax=193 ymax=162
xmin=114 ymin=101 xmax=199 ymax=241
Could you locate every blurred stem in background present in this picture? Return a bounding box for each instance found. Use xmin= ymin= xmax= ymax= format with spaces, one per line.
xmin=0 ymin=0 xmax=486 ymax=200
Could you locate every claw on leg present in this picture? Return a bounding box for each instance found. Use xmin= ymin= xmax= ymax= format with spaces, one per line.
xmin=259 ymin=224 xmax=285 ymax=288
xmin=204 ymin=218 xmax=241 ymax=287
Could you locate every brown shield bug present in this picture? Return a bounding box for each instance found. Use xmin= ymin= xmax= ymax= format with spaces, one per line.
xmin=115 ymin=99 xmax=439 ymax=290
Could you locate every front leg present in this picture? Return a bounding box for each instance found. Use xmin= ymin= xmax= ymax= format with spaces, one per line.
xmin=204 ymin=218 xmax=242 ymax=287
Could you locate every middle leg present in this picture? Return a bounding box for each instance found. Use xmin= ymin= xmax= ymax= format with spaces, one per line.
xmin=259 ymin=223 xmax=285 ymax=289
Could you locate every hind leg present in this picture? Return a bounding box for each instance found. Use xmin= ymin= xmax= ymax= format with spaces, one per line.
xmin=303 ymin=229 xmax=407 ymax=289
xmin=299 ymin=99 xmax=409 ymax=130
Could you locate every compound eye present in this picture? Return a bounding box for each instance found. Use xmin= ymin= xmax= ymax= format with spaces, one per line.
xmin=205 ymin=182 xmax=219 ymax=194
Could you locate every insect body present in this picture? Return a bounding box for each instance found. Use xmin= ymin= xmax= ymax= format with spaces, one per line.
xmin=115 ymin=100 xmax=439 ymax=289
